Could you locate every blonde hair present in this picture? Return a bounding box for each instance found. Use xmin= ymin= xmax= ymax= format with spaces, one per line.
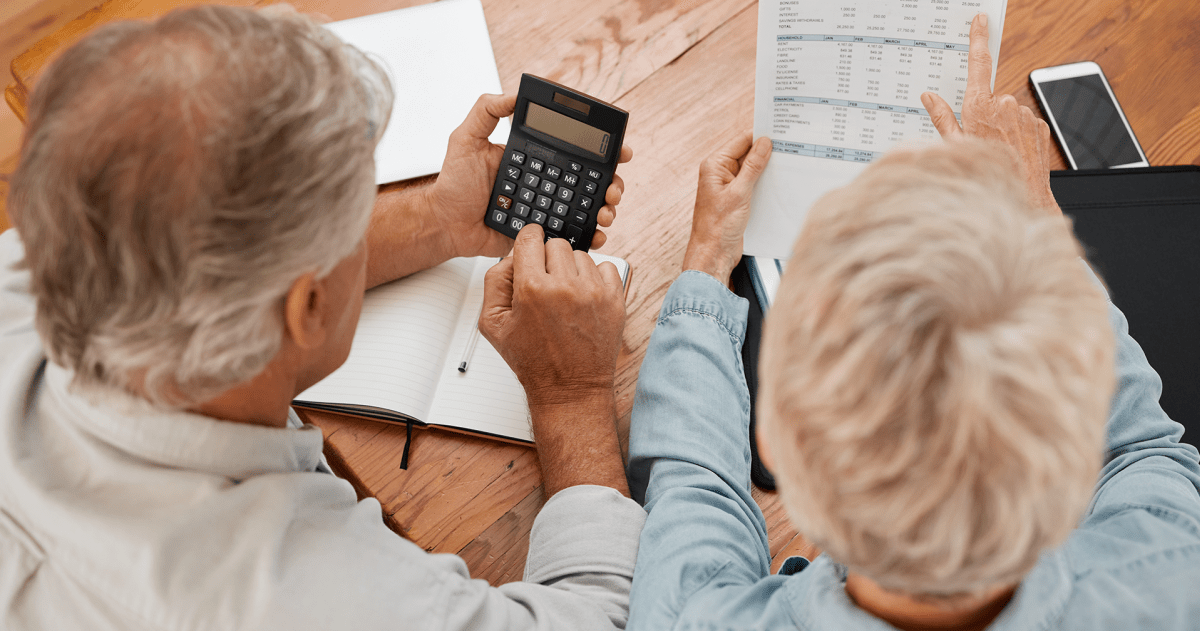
xmin=758 ymin=138 xmax=1115 ymax=596
xmin=8 ymin=5 xmax=392 ymax=407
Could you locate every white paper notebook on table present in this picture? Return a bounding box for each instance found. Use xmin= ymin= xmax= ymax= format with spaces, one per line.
xmin=745 ymin=0 xmax=1007 ymax=259
xmin=326 ymin=0 xmax=510 ymax=185
xmin=294 ymin=253 xmax=631 ymax=444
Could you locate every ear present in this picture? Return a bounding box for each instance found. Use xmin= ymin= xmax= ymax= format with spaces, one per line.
xmin=283 ymin=271 xmax=328 ymax=351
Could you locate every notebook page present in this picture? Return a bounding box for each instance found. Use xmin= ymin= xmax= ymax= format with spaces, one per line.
xmin=428 ymin=258 xmax=533 ymax=442
xmin=746 ymin=0 xmax=1006 ymax=259
xmin=296 ymin=258 xmax=475 ymax=420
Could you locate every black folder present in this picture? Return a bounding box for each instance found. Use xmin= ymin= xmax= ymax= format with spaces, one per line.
xmin=736 ymin=165 xmax=1200 ymax=489
xmin=1052 ymin=166 xmax=1200 ymax=449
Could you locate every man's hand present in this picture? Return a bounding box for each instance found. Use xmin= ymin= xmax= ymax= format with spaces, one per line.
xmin=682 ymin=131 xmax=772 ymax=286
xmin=479 ymin=225 xmax=628 ymax=497
xmin=429 ymin=94 xmax=634 ymax=257
xmin=921 ymin=14 xmax=1061 ymax=215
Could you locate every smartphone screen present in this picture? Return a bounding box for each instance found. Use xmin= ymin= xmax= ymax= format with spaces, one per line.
xmin=1037 ymin=74 xmax=1143 ymax=169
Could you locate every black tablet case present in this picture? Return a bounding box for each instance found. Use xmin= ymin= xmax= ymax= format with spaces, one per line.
xmin=736 ymin=165 xmax=1200 ymax=490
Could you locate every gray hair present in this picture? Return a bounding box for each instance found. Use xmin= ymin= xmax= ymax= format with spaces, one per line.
xmin=8 ymin=5 xmax=393 ymax=407
xmin=760 ymin=138 xmax=1115 ymax=597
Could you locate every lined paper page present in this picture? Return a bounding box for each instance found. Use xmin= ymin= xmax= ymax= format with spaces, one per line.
xmin=296 ymin=258 xmax=475 ymax=420
xmin=428 ymin=258 xmax=533 ymax=442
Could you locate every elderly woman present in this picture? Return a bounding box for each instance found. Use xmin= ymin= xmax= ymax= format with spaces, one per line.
xmin=626 ymin=15 xmax=1200 ymax=631
xmin=0 ymin=5 xmax=641 ymax=630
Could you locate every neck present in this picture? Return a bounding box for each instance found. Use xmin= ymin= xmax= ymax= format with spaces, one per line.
xmin=845 ymin=572 xmax=1016 ymax=631
xmin=189 ymin=352 xmax=301 ymax=428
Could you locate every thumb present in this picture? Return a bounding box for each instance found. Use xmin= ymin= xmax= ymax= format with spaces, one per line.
xmin=479 ymin=257 xmax=515 ymax=342
xmin=921 ymin=92 xmax=963 ymax=139
xmin=734 ymin=136 xmax=773 ymax=190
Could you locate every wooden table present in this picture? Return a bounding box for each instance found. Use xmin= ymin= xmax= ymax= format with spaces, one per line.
xmin=4 ymin=0 xmax=1198 ymax=587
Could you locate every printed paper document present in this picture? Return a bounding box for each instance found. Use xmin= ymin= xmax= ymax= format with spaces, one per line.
xmin=746 ymin=0 xmax=1006 ymax=259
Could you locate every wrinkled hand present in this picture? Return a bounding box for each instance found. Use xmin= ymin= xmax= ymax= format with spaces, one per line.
xmin=682 ymin=131 xmax=772 ymax=286
xmin=921 ymin=14 xmax=1060 ymax=215
xmin=479 ymin=225 xmax=626 ymax=407
xmin=429 ymin=94 xmax=633 ymax=257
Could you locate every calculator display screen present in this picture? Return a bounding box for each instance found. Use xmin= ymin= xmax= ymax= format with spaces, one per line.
xmin=525 ymin=102 xmax=610 ymax=158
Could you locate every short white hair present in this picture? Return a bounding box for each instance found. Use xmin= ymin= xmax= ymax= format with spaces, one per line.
xmin=8 ymin=5 xmax=392 ymax=407
xmin=759 ymin=138 xmax=1115 ymax=596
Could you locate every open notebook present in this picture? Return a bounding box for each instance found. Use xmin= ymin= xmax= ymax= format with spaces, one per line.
xmin=294 ymin=253 xmax=630 ymax=448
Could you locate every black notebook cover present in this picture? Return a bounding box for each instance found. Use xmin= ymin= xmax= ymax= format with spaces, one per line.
xmin=1052 ymin=166 xmax=1200 ymax=449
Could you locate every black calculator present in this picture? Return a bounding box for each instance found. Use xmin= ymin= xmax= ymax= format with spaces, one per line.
xmin=485 ymin=74 xmax=628 ymax=250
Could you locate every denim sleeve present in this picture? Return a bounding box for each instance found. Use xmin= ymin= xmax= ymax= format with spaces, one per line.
xmin=625 ymin=271 xmax=769 ymax=629
xmin=1085 ymin=299 xmax=1200 ymax=529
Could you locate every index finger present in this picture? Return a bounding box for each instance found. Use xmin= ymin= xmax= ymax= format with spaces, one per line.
xmin=512 ymin=224 xmax=548 ymax=279
xmin=965 ymin=13 xmax=994 ymax=99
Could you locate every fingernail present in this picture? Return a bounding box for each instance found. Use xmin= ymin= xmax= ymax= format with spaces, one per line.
xmin=978 ymin=13 xmax=988 ymax=28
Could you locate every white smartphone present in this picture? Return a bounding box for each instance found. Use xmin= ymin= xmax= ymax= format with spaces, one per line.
xmin=1029 ymin=61 xmax=1148 ymax=170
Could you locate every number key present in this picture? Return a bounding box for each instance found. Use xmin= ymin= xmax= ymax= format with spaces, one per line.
xmin=509 ymin=217 xmax=526 ymax=231
xmin=523 ymin=172 xmax=540 ymax=188
xmin=531 ymin=209 xmax=548 ymax=224
xmin=514 ymin=203 xmax=531 ymax=218
xmin=539 ymin=180 xmax=557 ymax=195
xmin=556 ymin=187 xmax=574 ymax=202
xmin=552 ymin=201 xmax=569 ymax=217
xmin=529 ymin=158 xmax=545 ymax=172
xmin=518 ymin=188 xmax=536 ymax=203
xmin=547 ymin=216 xmax=565 ymax=232
xmin=491 ymin=209 xmax=507 ymax=225
xmin=509 ymin=151 xmax=526 ymax=165
xmin=545 ymin=165 xmax=562 ymax=179
xmin=535 ymin=195 xmax=553 ymax=210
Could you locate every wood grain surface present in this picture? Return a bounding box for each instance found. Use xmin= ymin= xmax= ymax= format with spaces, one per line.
xmin=1 ymin=0 xmax=1198 ymax=587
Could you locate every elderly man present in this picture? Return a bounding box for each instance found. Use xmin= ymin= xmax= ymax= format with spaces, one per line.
xmin=626 ymin=14 xmax=1200 ymax=631
xmin=0 ymin=5 xmax=640 ymax=630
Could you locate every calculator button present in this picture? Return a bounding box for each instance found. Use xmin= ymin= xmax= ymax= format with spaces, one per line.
xmin=505 ymin=166 xmax=521 ymax=180
xmin=545 ymin=165 xmax=562 ymax=179
xmin=509 ymin=151 xmax=525 ymax=165
xmin=583 ymin=180 xmax=598 ymax=195
xmin=500 ymin=180 xmax=517 ymax=195
xmin=535 ymin=195 xmax=553 ymax=210
xmin=562 ymin=172 xmax=579 ymax=187
xmin=568 ymin=162 xmax=582 ymax=172
xmin=552 ymin=201 xmax=569 ymax=217
xmin=529 ymin=158 xmax=545 ymax=172
xmin=556 ymin=187 xmax=574 ymax=202
xmin=571 ymin=210 xmax=588 ymax=224
xmin=492 ymin=210 xmax=508 ymax=225
xmin=496 ymin=195 xmax=512 ymax=210
xmin=539 ymin=180 xmax=558 ymax=195
xmin=518 ymin=187 xmax=536 ymax=203
xmin=566 ymin=224 xmax=584 ymax=245
xmin=531 ymin=210 xmax=548 ymax=224
xmin=509 ymin=217 xmax=526 ymax=231
xmin=547 ymin=216 xmax=565 ymax=232
xmin=514 ymin=203 xmax=531 ymax=218
xmin=578 ymin=196 xmax=593 ymax=210
xmin=523 ymin=173 xmax=540 ymax=188
xmin=587 ymin=168 xmax=602 ymax=180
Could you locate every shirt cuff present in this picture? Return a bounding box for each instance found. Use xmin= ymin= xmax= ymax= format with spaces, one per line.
xmin=523 ymin=485 xmax=646 ymax=584
xmin=657 ymin=270 xmax=750 ymax=346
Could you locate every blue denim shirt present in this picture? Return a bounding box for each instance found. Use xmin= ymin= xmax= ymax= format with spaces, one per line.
xmin=627 ymin=270 xmax=1200 ymax=630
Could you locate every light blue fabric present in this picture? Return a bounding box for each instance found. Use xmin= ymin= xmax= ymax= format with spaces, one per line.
xmin=627 ymin=270 xmax=1200 ymax=630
